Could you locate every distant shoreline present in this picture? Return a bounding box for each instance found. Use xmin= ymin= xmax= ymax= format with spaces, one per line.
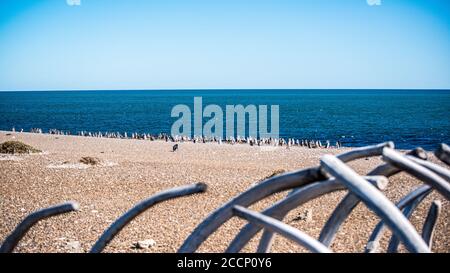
xmin=0 ymin=130 xmax=344 ymax=150
xmin=0 ymin=130 xmax=422 ymax=152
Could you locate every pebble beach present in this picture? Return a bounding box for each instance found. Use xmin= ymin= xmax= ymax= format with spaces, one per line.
xmin=0 ymin=131 xmax=448 ymax=253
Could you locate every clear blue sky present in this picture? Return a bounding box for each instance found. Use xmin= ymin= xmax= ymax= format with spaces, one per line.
xmin=0 ymin=0 xmax=449 ymax=91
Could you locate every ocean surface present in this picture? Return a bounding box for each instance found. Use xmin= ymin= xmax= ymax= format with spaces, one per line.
xmin=0 ymin=90 xmax=449 ymax=150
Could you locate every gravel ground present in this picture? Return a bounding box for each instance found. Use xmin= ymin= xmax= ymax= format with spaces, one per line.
xmin=0 ymin=131 xmax=448 ymax=253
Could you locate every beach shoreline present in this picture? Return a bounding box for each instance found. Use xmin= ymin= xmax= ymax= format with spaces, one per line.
xmin=0 ymin=131 xmax=448 ymax=253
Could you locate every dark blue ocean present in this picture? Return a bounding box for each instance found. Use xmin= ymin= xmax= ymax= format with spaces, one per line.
xmin=0 ymin=90 xmax=448 ymax=150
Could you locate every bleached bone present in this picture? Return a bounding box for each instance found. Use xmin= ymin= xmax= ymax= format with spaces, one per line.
xmin=435 ymin=143 xmax=450 ymax=165
xmin=405 ymin=156 xmax=450 ymax=182
xmin=335 ymin=141 xmax=394 ymax=163
xmin=382 ymin=147 xmax=450 ymax=200
xmin=257 ymin=176 xmax=388 ymax=253
xmin=319 ymin=148 xmax=426 ymax=247
xmin=179 ymin=142 xmax=393 ymax=253
xmin=365 ymin=185 xmax=431 ymax=253
xmin=226 ymin=178 xmax=342 ymax=252
xmin=368 ymin=147 xmax=427 ymax=177
xmin=320 ymin=155 xmax=430 ymax=253
xmin=421 ymin=200 xmax=441 ymax=249
xmin=386 ymin=187 xmax=432 ymax=253
xmin=232 ymin=206 xmax=332 ymax=253
xmin=179 ymin=167 xmax=324 ymax=253
xmin=225 ymin=176 xmax=386 ymax=253
xmin=0 ymin=202 xmax=79 ymax=253
xmin=90 ymin=183 xmax=207 ymax=253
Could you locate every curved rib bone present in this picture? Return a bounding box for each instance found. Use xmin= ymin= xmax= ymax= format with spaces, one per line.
xmin=90 ymin=183 xmax=207 ymax=253
xmin=232 ymin=206 xmax=332 ymax=253
xmin=254 ymin=176 xmax=387 ymax=253
xmin=179 ymin=167 xmax=324 ymax=253
xmin=365 ymin=185 xmax=432 ymax=253
xmin=0 ymin=202 xmax=79 ymax=253
xmin=320 ymin=155 xmax=430 ymax=253
xmin=179 ymin=142 xmax=393 ymax=253
xmin=406 ymin=156 xmax=450 ymax=182
xmin=435 ymin=143 xmax=450 ymax=165
xmin=386 ymin=188 xmax=431 ymax=253
xmin=335 ymin=142 xmax=394 ymax=163
xmin=382 ymin=147 xmax=450 ymax=200
xmin=421 ymin=200 xmax=441 ymax=249
xmin=319 ymin=148 xmax=427 ymax=247
xmin=319 ymin=193 xmax=361 ymax=247
xmin=226 ymin=176 xmax=386 ymax=253
xmin=371 ymin=147 xmax=448 ymax=253
xmin=226 ymin=178 xmax=343 ymax=253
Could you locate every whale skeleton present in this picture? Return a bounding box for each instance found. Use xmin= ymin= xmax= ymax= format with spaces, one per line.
xmin=1 ymin=142 xmax=448 ymax=253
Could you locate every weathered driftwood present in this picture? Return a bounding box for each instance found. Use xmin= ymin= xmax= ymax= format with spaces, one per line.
xmin=365 ymin=185 xmax=432 ymax=253
xmin=232 ymin=206 xmax=332 ymax=253
xmin=319 ymin=148 xmax=427 ymax=247
xmin=0 ymin=202 xmax=79 ymax=253
xmin=320 ymin=155 xmax=430 ymax=253
xmin=382 ymin=147 xmax=450 ymax=200
xmin=422 ymin=200 xmax=441 ymax=249
xmin=90 ymin=183 xmax=207 ymax=253
xmin=435 ymin=143 xmax=450 ymax=165
xmin=179 ymin=142 xmax=393 ymax=253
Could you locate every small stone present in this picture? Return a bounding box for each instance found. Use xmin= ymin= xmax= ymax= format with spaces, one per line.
xmin=79 ymin=156 xmax=101 ymax=165
xmin=133 ymin=239 xmax=156 ymax=249
xmin=366 ymin=241 xmax=379 ymax=253
xmin=65 ymin=240 xmax=83 ymax=253
xmin=305 ymin=209 xmax=313 ymax=222
xmin=292 ymin=209 xmax=313 ymax=222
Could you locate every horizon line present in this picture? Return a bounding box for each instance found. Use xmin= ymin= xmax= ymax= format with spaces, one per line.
xmin=1 ymin=88 xmax=450 ymax=92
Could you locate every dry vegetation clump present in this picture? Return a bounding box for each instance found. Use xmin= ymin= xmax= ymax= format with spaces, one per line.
xmin=0 ymin=141 xmax=41 ymax=154
xmin=260 ymin=169 xmax=286 ymax=182
xmin=79 ymin=156 xmax=101 ymax=165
